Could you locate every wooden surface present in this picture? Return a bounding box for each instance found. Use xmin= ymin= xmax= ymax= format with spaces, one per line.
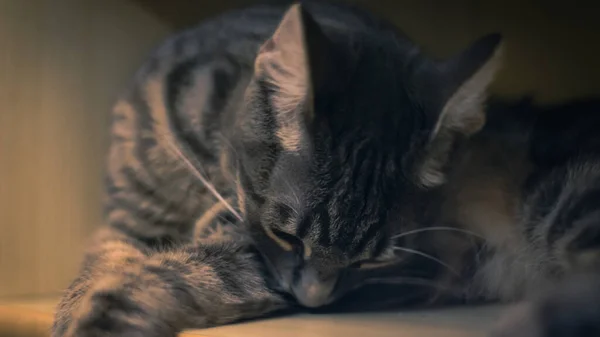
xmin=0 ymin=297 xmax=505 ymax=337
xmin=0 ymin=0 xmax=171 ymax=297
xmin=186 ymin=308 xmax=503 ymax=337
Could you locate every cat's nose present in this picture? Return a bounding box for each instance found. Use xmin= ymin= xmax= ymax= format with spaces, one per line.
xmin=291 ymin=266 xmax=337 ymax=308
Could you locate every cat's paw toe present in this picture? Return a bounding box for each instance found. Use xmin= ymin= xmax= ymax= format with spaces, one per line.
xmin=66 ymin=287 xmax=173 ymax=337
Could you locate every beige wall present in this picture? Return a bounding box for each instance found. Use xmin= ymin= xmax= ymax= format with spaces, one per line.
xmin=0 ymin=0 xmax=170 ymax=297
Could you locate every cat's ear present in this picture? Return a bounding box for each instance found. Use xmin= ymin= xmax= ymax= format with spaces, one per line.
xmin=254 ymin=3 xmax=332 ymax=151
xmin=417 ymin=33 xmax=503 ymax=187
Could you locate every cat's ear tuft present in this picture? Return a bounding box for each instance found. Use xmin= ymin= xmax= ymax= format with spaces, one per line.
xmin=432 ymin=33 xmax=503 ymax=137
xmin=254 ymin=4 xmax=331 ymax=151
xmin=417 ymin=33 xmax=503 ymax=187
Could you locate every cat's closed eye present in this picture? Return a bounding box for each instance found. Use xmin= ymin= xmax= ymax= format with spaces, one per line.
xmin=270 ymin=228 xmax=309 ymax=259
xmin=350 ymin=258 xmax=399 ymax=270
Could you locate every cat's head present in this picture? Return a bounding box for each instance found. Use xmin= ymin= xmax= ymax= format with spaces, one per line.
xmin=235 ymin=3 xmax=502 ymax=307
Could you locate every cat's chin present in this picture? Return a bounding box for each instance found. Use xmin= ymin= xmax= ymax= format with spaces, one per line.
xmin=295 ymin=296 xmax=336 ymax=309
xmin=304 ymin=283 xmax=437 ymax=314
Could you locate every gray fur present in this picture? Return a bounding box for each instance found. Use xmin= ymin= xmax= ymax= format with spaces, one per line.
xmin=445 ymin=98 xmax=600 ymax=336
xmin=57 ymin=2 xmax=600 ymax=336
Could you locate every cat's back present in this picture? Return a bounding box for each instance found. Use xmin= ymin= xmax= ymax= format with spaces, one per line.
xmin=105 ymin=2 xmax=400 ymax=231
xmin=104 ymin=5 xmax=291 ymax=234
xmin=109 ymin=0 xmax=404 ymax=170
xmin=133 ymin=1 xmax=393 ymax=80
xmin=114 ymin=1 xmax=399 ymax=141
xmin=442 ymin=97 xmax=600 ymax=301
xmin=137 ymin=5 xmax=283 ymax=77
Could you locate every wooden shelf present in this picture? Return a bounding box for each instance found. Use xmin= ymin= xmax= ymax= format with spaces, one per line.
xmin=0 ymin=297 xmax=505 ymax=337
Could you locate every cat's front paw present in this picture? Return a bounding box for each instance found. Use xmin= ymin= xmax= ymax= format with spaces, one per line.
xmin=64 ymin=276 xmax=176 ymax=337
xmin=491 ymin=274 xmax=600 ymax=337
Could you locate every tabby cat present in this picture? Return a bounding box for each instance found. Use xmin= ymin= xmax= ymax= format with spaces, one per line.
xmin=52 ymin=1 xmax=600 ymax=337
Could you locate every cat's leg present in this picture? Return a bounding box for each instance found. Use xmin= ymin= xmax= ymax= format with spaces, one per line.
xmin=491 ymin=273 xmax=600 ymax=337
xmin=491 ymin=160 xmax=600 ymax=337
xmin=53 ymin=227 xmax=288 ymax=337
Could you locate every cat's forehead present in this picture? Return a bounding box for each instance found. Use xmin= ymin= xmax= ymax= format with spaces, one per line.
xmin=291 ymin=149 xmax=392 ymax=239
xmin=316 ymin=43 xmax=424 ymax=130
xmin=285 ymin=192 xmax=387 ymax=259
xmin=272 ymin=124 xmax=410 ymax=201
xmin=340 ymin=36 xmax=417 ymax=90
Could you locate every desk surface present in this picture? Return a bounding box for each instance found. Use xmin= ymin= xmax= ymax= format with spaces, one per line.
xmin=0 ymin=297 xmax=505 ymax=337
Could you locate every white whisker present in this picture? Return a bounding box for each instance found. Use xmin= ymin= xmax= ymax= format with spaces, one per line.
xmin=162 ymin=136 xmax=243 ymax=222
xmin=365 ymin=276 xmax=457 ymax=293
xmin=217 ymin=132 xmax=239 ymax=165
xmin=282 ymin=179 xmax=301 ymax=215
xmin=392 ymin=226 xmax=484 ymax=240
xmin=392 ymin=246 xmax=459 ymax=276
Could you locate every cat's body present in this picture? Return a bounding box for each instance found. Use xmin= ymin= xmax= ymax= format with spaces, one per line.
xmin=442 ymin=99 xmax=600 ymax=302
xmin=53 ymin=2 xmax=600 ymax=337
xmin=53 ymin=6 xmax=289 ymax=336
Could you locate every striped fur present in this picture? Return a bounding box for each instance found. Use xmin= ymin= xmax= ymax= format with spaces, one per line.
xmin=54 ymin=2 xmax=502 ymax=334
xmin=53 ymin=5 xmax=288 ymax=336
xmin=52 ymin=2 xmax=600 ymax=337
xmin=445 ymin=98 xmax=600 ymax=336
